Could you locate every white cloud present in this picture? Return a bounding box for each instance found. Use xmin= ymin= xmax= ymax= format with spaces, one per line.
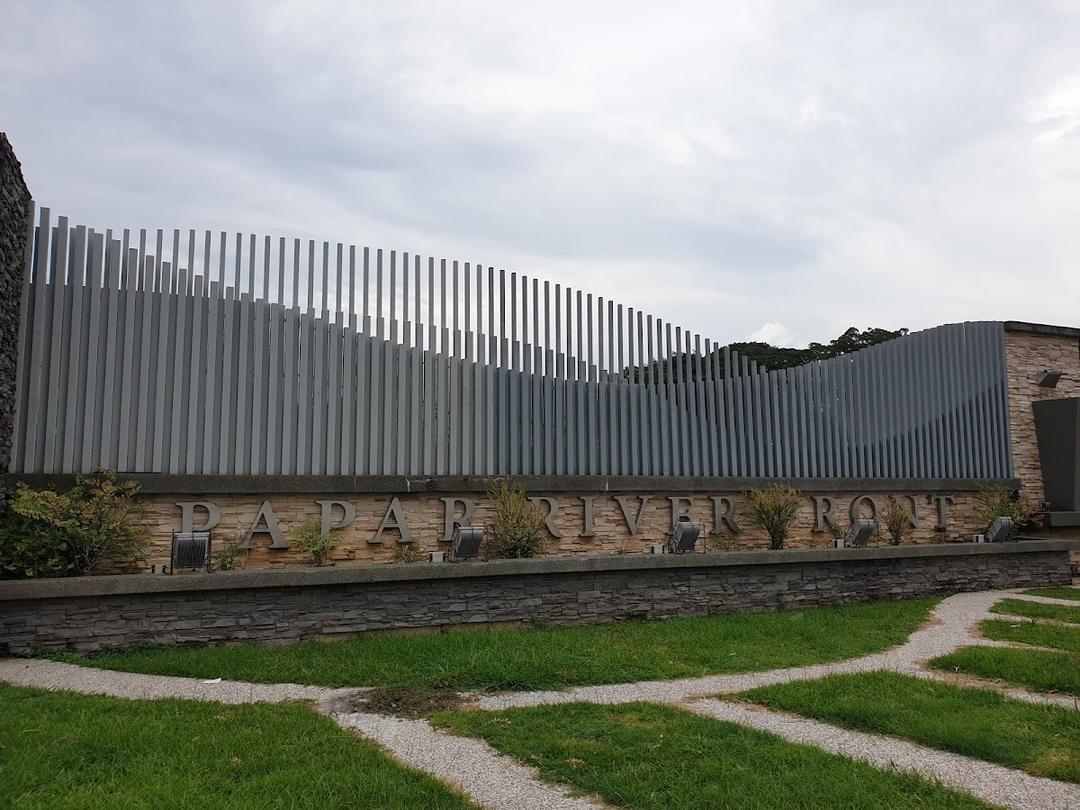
xmin=2 ymin=1 xmax=1079 ymax=344
xmin=746 ymin=322 xmax=797 ymax=346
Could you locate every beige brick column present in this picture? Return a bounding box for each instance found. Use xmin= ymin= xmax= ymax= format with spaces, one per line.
xmin=1003 ymin=323 xmax=1080 ymax=506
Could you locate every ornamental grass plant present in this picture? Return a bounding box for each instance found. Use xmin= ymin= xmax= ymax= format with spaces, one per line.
xmin=485 ymin=479 xmax=545 ymax=559
xmin=745 ymin=484 xmax=802 ymax=550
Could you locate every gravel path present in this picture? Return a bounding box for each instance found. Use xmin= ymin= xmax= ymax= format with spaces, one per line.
xmin=684 ymin=698 xmax=1080 ymax=810
xmin=910 ymin=669 xmax=1080 ymax=710
xmin=1008 ymin=593 xmax=1080 ymax=607
xmin=476 ymin=590 xmax=1011 ymax=710
xmin=988 ymin=613 xmax=1080 ymax=629
xmin=334 ymin=710 xmax=606 ymax=810
xmin=0 ymin=656 xmax=351 ymax=705
xmin=4 ymin=587 xmax=1076 ymax=810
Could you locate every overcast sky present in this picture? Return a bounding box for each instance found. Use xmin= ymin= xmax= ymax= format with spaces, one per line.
xmin=2 ymin=2 xmax=1078 ymax=347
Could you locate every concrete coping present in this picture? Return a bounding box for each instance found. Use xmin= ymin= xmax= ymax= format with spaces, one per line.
xmin=0 ymin=473 xmax=1022 ymax=495
xmin=1003 ymin=320 xmax=1080 ymax=339
xmin=1 ymin=539 xmax=1076 ymax=602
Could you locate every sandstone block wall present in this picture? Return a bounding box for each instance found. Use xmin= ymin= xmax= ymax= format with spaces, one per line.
xmin=1004 ymin=327 xmax=1080 ymax=507
xmin=138 ymin=488 xmax=987 ymax=571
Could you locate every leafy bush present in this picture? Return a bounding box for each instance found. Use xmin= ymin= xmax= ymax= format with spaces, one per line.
xmin=745 ymin=485 xmax=803 ymax=550
xmin=485 ymin=479 xmax=545 ymax=559
xmin=974 ymin=485 xmax=1031 ymax=534
xmin=212 ymin=533 xmax=249 ymax=572
xmin=881 ymin=497 xmax=910 ymax=546
xmin=6 ymin=469 xmax=147 ymax=577
xmin=290 ymin=516 xmax=337 ymax=567
xmin=0 ymin=504 xmax=76 ymax=579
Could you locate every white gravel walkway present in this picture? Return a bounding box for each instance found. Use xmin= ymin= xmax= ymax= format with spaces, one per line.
xmin=476 ymin=590 xmax=1011 ymax=710
xmin=1006 ymin=593 xmax=1080 ymax=607
xmin=334 ymin=711 xmax=606 ymax=810
xmin=684 ymin=698 xmax=1080 ymax=810
xmin=988 ymin=613 xmax=1080 ymax=629
xmin=3 ymin=587 xmax=1077 ymax=810
xmin=910 ymin=669 xmax=1080 ymax=710
xmin=0 ymin=656 xmax=350 ymax=705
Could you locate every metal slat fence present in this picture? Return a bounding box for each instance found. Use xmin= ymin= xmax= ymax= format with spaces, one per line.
xmin=12 ymin=209 xmax=1014 ymax=478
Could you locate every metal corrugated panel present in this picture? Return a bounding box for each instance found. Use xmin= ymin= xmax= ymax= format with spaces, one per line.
xmin=12 ymin=214 xmax=1015 ymax=479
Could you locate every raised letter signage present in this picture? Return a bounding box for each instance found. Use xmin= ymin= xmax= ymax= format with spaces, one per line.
xmin=177 ymin=501 xmax=221 ymax=534
xmin=317 ymin=500 xmax=356 ymax=537
xmin=529 ymin=496 xmax=563 ymax=538
xmin=372 ymin=497 xmax=412 ymax=544
xmin=615 ymin=495 xmax=651 ymax=535
xmin=240 ymin=500 xmax=288 ymax=549
xmin=440 ymin=497 xmax=476 ymax=543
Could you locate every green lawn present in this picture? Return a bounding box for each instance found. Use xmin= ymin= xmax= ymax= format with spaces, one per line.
xmin=1022 ymin=586 xmax=1080 ymax=602
xmin=980 ymin=618 xmax=1080 ymax=653
xmin=740 ymin=671 xmax=1080 ymax=783
xmin=433 ymin=701 xmax=987 ymax=809
xmin=46 ymin=597 xmax=939 ymax=691
xmin=992 ymin=598 xmax=1080 ymax=625
xmin=929 ymin=647 xmax=1080 ymax=697
xmin=0 ymin=685 xmax=474 ymax=810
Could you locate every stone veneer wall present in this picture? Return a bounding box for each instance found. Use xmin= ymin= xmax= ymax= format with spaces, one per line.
xmin=0 ymin=134 xmax=31 ymax=475
xmin=1003 ymin=325 xmax=1080 ymax=506
xmin=0 ymin=543 xmax=1072 ymax=653
xmin=139 ymin=487 xmax=988 ymax=571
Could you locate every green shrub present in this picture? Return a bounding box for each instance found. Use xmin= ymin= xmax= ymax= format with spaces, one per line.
xmin=7 ymin=469 xmax=147 ymax=576
xmin=392 ymin=545 xmax=424 ymax=564
xmin=974 ymin=485 xmax=1031 ymax=534
xmin=290 ymin=516 xmax=336 ymax=567
xmin=212 ymin=533 xmax=248 ymax=572
xmin=745 ymin=485 xmax=803 ymax=550
xmin=0 ymin=504 xmax=75 ymax=579
xmin=485 ymin=479 xmax=544 ymax=559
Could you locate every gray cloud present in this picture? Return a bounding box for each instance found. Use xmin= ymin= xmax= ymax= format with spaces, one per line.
xmin=3 ymin=0 xmax=1079 ymax=345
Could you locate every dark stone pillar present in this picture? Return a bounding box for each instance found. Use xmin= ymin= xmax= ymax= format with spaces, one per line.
xmin=0 ymin=133 xmax=33 ymax=474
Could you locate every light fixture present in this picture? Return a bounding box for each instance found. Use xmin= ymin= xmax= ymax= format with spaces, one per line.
xmin=1036 ymin=370 xmax=1062 ymax=388
xmin=841 ymin=519 xmax=875 ymax=548
xmin=668 ymin=517 xmax=701 ymax=553
xmin=170 ymin=531 xmax=212 ymax=573
xmin=985 ymin=516 xmax=1016 ymax=543
xmin=450 ymin=526 xmax=484 ymax=559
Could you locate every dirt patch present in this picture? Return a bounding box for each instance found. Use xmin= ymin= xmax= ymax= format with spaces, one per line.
xmin=359 ymin=686 xmax=476 ymax=718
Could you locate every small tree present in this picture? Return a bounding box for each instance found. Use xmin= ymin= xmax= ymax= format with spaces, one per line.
xmin=290 ymin=516 xmax=336 ymax=567
xmin=9 ymin=468 xmax=147 ymax=576
xmin=745 ymin=485 xmax=802 ymax=550
xmin=485 ymin=479 xmax=545 ymax=559
xmin=881 ymin=497 xmax=910 ymax=546
xmin=974 ymin=485 xmax=1031 ymax=534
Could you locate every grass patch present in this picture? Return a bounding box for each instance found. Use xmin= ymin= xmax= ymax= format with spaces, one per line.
xmin=992 ymin=598 xmax=1080 ymax=624
xmin=0 ymin=684 xmax=474 ymax=809
xmin=1022 ymin=586 xmax=1080 ymax=602
xmin=981 ymin=618 xmax=1080 ymax=653
xmin=432 ymin=701 xmax=987 ymax=809
xmin=741 ymin=671 xmax=1080 ymax=783
xmin=930 ymin=647 xmax=1080 ymax=697
xmin=44 ymin=596 xmax=939 ymax=691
